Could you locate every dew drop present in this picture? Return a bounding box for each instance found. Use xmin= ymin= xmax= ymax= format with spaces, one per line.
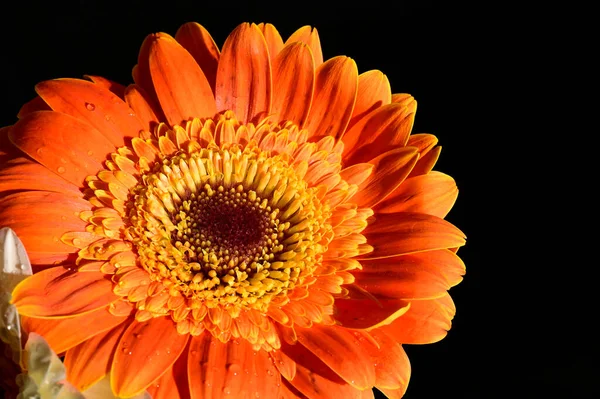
xmin=191 ymin=350 xmax=198 ymax=356
xmin=36 ymin=148 xmax=44 ymax=155
xmin=105 ymin=115 xmax=111 ymax=121
xmin=85 ymin=102 xmax=95 ymax=111
xmin=266 ymin=369 xmax=274 ymax=376
xmin=61 ymin=216 xmax=67 ymax=221
xmin=222 ymin=387 xmax=231 ymax=395
xmin=87 ymin=150 xmax=94 ymax=156
xmin=227 ymin=363 xmax=241 ymax=377
xmin=57 ymin=166 xmax=66 ymax=174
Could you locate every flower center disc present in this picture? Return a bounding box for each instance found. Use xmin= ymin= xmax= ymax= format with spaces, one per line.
xmin=124 ymin=145 xmax=330 ymax=312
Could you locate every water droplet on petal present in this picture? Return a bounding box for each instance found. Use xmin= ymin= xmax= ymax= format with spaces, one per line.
xmin=227 ymin=363 xmax=241 ymax=377
xmin=57 ymin=166 xmax=66 ymax=174
xmin=105 ymin=115 xmax=111 ymax=121
xmin=87 ymin=150 xmax=94 ymax=156
xmin=191 ymin=350 xmax=198 ymax=356
xmin=36 ymin=148 xmax=44 ymax=155
xmin=222 ymin=387 xmax=231 ymax=395
xmin=85 ymin=102 xmax=95 ymax=111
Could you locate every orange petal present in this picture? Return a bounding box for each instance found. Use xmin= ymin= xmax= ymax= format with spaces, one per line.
xmin=304 ymin=56 xmax=358 ymax=139
xmin=295 ymin=324 xmax=375 ymax=389
xmin=280 ymin=380 xmax=308 ymax=399
xmin=342 ymin=103 xmax=415 ymax=164
xmin=148 ymin=33 xmax=217 ymax=126
xmin=9 ymin=111 xmax=115 ymax=186
xmin=16 ymin=96 xmax=51 ymax=119
xmin=0 ymin=126 xmax=17 ymax=161
xmin=188 ymin=335 xmax=280 ymax=399
xmin=0 ymin=156 xmax=83 ymax=198
xmin=215 ymin=23 xmax=272 ymax=124
xmin=271 ymin=42 xmax=315 ymax=127
xmin=354 ymin=249 xmax=465 ymax=300
xmin=146 ymin=348 xmax=190 ymax=399
xmin=369 ymin=330 xmax=410 ymax=392
xmin=350 ymin=147 xmax=419 ymax=208
xmin=111 ymin=317 xmax=189 ymax=397
xmin=124 ymin=84 xmax=164 ymax=131
xmin=175 ymin=22 xmax=220 ymax=94
xmin=374 ymin=171 xmax=458 ymax=218
xmin=409 ymin=145 xmax=441 ymax=177
xmin=133 ymin=34 xmax=156 ymax=101
xmin=35 ymin=78 xmax=143 ymax=147
xmin=0 ymin=191 xmax=89 ymax=264
xmin=85 ymin=75 xmax=127 ymax=99
xmin=21 ymin=307 xmax=128 ymax=353
xmin=281 ymin=339 xmax=365 ymax=399
xmin=380 ymin=293 xmax=456 ymax=344
xmin=270 ymin=348 xmax=296 ymax=381
xmin=333 ymin=298 xmax=410 ymax=330
xmin=391 ymin=93 xmax=414 ymax=105
xmin=257 ymin=23 xmax=285 ymax=61
xmin=65 ymin=321 xmax=129 ymax=390
xmin=12 ymin=267 xmax=118 ymax=318
xmin=347 ymin=70 xmax=391 ymax=131
xmin=360 ymin=212 xmax=466 ymax=259
xmin=286 ymin=26 xmax=323 ymax=67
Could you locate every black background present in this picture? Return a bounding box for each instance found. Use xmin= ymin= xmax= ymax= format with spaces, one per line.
xmin=0 ymin=1 xmax=593 ymax=398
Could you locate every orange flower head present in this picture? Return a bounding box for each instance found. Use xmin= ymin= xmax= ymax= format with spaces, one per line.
xmin=0 ymin=22 xmax=466 ymax=398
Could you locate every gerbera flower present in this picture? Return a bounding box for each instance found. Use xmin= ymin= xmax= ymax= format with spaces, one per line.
xmin=0 ymin=22 xmax=466 ymax=398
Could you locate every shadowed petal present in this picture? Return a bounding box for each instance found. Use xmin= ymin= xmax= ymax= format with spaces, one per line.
xmin=342 ymin=102 xmax=415 ymax=164
xmin=21 ymin=308 xmax=128 ymax=353
xmin=374 ymin=171 xmax=458 ymax=218
xmin=146 ymin=349 xmax=190 ymax=399
xmin=175 ymin=22 xmax=220 ymax=94
xmin=257 ymin=23 xmax=284 ymax=62
xmin=281 ymin=339 xmax=366 ymax=399
xmin=148 ymin=33 xmax=216 ymax=126
xmin=380 ymin=293 xmax=456 ymax=344
xmin=350 ymin=147 xmax=419 ymax=208
xmin=333 ymin=297 xmax=410 ymax=330
xmin=295 ymin=324 xmax=376 ymax=389
xmin=85 ymin=75 xmax=127 ymax=99
xmin=12 ymin=267 xmax=118 ymax=318
xmin=286 ymin=26 xmax=323 ymax=67
xmin=360 ymin=212 xmax=466 ymax=259
xmin=111 ymin=317 xmax=189 ymax=397
xmin=304 ymin=56 xmax=357 ymax=139
xmin=354 ymin=249 xmax=465 ymax=300
xmin=215 ymin=23 xmax=272 ymax=124
xmin=65 ymin=321 xmax=129 ymax=391
xmin=271 ymin=42 xmax=314 ymax=127
xmin=124 ymin=84 xmax=165 ymax=131
xmin=16 ymin=96 xmax=51 ymax=119
xmin=347 ymin=70 xmax=391 ymax=131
